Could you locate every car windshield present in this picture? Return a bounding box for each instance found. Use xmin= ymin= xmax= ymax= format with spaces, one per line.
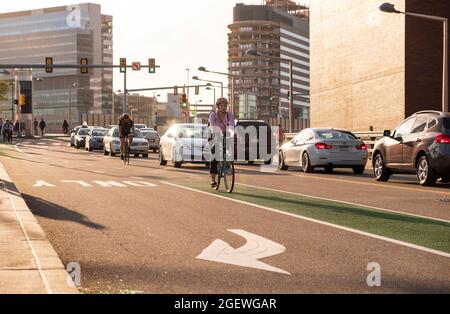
xmin=112 ymin=128 xmax=143 ymax=138
xmin=92 ymin=130 xmax=107 ymax=136
xmin=142 ymin=131 xmax=158 ymax=136
xmin=443 ymin=117 xmax=450 ymax=130
xmin=316 ymin=130 xmax=356 ymax=140
xmin=78 ymin=129 xmax=90 ymax=136
xmin=179 ymin=126 xmax=208 ymax=138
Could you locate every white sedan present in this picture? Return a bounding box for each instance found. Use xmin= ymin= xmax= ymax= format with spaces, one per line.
xmin=159 ymin=124 xmax=209 ymax=168
xmin=103 ymin=127 xmax=149 ymax=158
xmin=278 ymin=128 xmax=368 ymax=174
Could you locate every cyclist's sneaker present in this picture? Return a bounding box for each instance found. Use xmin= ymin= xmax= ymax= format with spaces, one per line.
xmin=211 ymin=181 xmax=217 ymax=188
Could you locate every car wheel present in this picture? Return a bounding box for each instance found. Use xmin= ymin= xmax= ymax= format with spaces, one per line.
xmin=417 ymin=155 xmax=437 ymax=186
xmin=159 ymin=149 xmax=167 ymax=166
xmin=301 ymin=152 xmax=314 ymax=173
xmin=104 ymin=147 xmax=109 ymax=156
xmin=264 ymin=158 xmax=272 ymax=165
xmin=352 ymin=165 xmax=365 ymax=175
xmin=174 ymin=161 xmax=182 ymax=168
xmin=324 ymin=165 xmax=334 ymax=173
xmin=143 ymin=154 xmax=149 ymax=158
xmin=110 ymin=144 xmax=116 ymax=157
xmin=278 ymin=152 xmax=288 ymax=171
xmin=373 ymin=153 xmax=391 ymax=182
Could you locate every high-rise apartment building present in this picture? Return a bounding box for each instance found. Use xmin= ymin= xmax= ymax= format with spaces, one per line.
xmin=0 ymin=3 xmax=113 ymax=127
xmin=228 ymin=1 xmax=309 ymax=125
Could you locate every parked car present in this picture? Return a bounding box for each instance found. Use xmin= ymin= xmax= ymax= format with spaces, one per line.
xmin=85 ymin=128 xmax=108 ymax=152
xmin=372 ymin=111 xmax=450 ymax=186
xmin=134 ymin=124 xmax=148 ymax=130
xmin=234 ymin=120 xmax=274 ymax=164
xmin=278 ymin=128 xmax=369 ymax=174
xmin=70 ymin=126 xmax=82 ymax=147
xmin=159 ymin=124 xmax=209 ymax=168
xmin=74 ymin=127 xmax=92 ymax=149
xmin=140 ymin=128 xmax=160 ymax=152
xmin=103 ymin=127 xmax=149 ymax=158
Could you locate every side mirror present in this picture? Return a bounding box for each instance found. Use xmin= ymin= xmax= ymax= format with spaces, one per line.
xmin=383 ymin=130 xmax=391 ymax=137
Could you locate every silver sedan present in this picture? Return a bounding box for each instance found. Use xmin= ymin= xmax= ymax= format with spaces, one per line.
xmin=278 ymin=128 xmax=368 ymax=174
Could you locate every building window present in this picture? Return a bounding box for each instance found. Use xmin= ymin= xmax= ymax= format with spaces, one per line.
xmin=240 ymin=27 xmax=252 ymax=32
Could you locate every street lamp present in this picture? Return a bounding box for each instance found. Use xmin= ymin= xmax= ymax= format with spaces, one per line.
xmin=379 ymin=3 xmax=448 ymax=112
xmin=198 ymin=66 xmax=235 ymax=114
xmin=192 ymin=76 xmax=224 ymax=98
xmin=245 ymin=48 xmax=294 ymax=132
xmin=68 ymin=83 xmax=80 ymax=128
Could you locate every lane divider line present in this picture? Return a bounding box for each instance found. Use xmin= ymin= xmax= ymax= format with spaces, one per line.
xmin=160 ymin=181 xmax=450 ymax=259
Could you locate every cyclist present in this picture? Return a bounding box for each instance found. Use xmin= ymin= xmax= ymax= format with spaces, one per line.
xmin=118 ymin=113 xmax=135 ymax=160
xmin=208 ymin=97 xmax=235 ymax=188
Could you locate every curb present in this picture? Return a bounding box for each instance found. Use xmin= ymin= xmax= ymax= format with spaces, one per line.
xmin=0 ymin=161 xmax=78 ymax=294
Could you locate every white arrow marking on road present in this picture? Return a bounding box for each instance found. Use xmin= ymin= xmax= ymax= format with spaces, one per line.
xmin=93 ymin=181 xmax=127 ymax=187
xmin=61 ymin=180 xmax=92 ymax=187
xmin=33 ymin=180 xmax=56 ymax=187
xmin=197 ymin=229 xmax=290 ymax=275
xmin=123 ymin=181 xmax=158 ymax=187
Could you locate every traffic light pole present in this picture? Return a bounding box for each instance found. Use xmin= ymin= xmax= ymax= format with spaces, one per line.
xmin=123 ymin=70 xmax=127 ymax=114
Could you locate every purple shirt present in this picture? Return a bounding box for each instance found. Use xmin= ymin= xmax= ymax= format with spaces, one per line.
xmin=209 ymin=110 xmax=235 ymax=133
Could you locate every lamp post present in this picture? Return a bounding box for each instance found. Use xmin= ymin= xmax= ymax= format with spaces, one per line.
xmin=192 ymin=76 xmax=224 ymax=98
xmin=245 ymin=48 xmax=294 ymax=132
xmin=68 ymin=83 xmax=80 ymax=128
xmin=198 ymin=66 xmax=235 ymax=114
xmin=379 ymin=3 xmax=448 ymax=112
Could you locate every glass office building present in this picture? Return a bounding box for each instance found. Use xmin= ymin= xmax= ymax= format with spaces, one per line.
xmin=0 ymin=3 xmax=113 ymax=129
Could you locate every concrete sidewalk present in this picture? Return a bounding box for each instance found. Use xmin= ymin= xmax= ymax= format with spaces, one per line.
xmin=0 ymin=161 xmax=78 ymax=294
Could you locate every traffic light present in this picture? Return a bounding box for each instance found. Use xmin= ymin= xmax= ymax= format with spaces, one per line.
xmin=18 ymin=94 xmax=25 ymax=106
xmin=80 ymin=58 xmax=88 ymax=74
xmin=45 ymin=57 xmax=53 ymax=73
xmin=181 ymin=94 xmax=188 ymax=109
xmin=195 ymin=85 xmax=200 ymax=96
xmin=120 ymin=58 xmax=127 ymax=73
xmin=148 ymin=58 xmax=156 ymax=73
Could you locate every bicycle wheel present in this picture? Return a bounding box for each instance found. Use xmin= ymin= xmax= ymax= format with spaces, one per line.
xmin=215 ymin=161 xmax=223 ymax=191
xmin=222 ymin=162 xmax=235 ymax=193
xmin=123 ymin=142 xmax=129 ymax=165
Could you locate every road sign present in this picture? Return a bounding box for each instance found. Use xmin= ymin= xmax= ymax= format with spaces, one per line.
xmin=197 ymin=229 xmax=290 ymax=275
xmin=132 ymin=62 xmax=141 ymax=71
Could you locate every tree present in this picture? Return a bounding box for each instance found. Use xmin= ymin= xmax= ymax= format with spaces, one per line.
xmin=0 ymin=80 xmax=8 ymax=101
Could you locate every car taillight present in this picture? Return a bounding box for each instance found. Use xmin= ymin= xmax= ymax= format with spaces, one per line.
xmin=315 ymin=143 xmax=333 ymax=150
xmin=356 ymin=143 xmax=368 ymax=150
xmin=436 ymin=133 xmax=450 ymax=144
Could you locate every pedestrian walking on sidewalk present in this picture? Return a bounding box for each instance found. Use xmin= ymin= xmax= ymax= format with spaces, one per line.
xmin=39 ymin=118 xmax=46 ymax=137
xmin=62 ymin=120 xmax=69 ymax=135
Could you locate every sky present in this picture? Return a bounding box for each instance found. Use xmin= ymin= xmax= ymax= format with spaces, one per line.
xmin=1 ymin=0 xmax=310 ymax=104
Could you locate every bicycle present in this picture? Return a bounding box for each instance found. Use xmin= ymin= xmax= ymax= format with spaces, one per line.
xmin=214 ymin=132 xmax=235 ymax=193
xmin=123 ymin=136 xmax=131 ymax=165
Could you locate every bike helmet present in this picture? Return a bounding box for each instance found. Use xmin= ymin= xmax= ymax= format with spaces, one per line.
xmin=123 ymin=113 xmax=129 ymax=119
xmin=215 ymin=97 xmax=229 ymax=107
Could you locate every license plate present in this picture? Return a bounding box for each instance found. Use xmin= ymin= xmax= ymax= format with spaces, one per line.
xmin=339 ymin=146 xmax=349 ymax=152
xmin=149 ymin=139 xmax=155 ymax=142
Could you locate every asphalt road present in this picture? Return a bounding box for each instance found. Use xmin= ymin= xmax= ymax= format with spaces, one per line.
xmin=0 ymin=137 xmax=449 ymax=293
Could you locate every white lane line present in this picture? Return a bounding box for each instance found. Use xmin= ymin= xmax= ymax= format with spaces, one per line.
xmin=14 ymin=145 xmax=33 ymax=158
xmin=236 ymin=183 xmax=450 ymax=224
xmin=131 ymin=176 xmax=145 ymax=180
xmin=0 ymin=165 xmax=52 ymax=293
xmin=94 ymin=171 xmax=105 ymax=174
xmin=160 ymin=181 xmax=450 ymax=259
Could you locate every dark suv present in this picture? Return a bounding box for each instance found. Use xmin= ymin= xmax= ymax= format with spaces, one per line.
xmin=372 ymin=111 xmax=450 ymax=186
xmin=234 ymin=120 xmax=274 ymax=164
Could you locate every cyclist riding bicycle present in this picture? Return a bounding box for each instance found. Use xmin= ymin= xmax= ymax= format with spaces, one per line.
xmin=118 ymin=113 xmax=135 ymax=160
xmin=208 ymin=97 xmax=235 ymax=188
